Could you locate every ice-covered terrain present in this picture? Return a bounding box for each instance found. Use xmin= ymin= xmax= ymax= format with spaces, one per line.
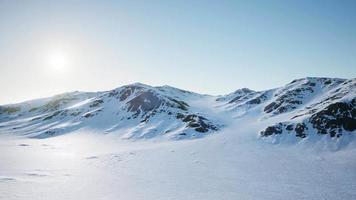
xmin=0 ymin=77 xmax=355 ymax=200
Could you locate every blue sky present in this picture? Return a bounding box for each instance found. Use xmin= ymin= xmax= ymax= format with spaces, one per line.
xmin=0 ymin=0 xmax=355 ymax=104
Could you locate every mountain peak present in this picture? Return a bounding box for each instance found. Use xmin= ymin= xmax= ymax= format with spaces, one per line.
xmin=289 ymin=77 xmax=346 ymax=85
xmin=124 ymin=82 xmax=152 ymax=88
xmin=232 ymin=88 xmax=255 ymax=94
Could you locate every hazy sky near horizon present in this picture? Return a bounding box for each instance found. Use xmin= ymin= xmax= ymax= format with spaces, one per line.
xmin=0 ymin=0 xmax=356 ymax=104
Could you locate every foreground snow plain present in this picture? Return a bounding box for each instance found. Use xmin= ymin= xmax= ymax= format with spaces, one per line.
xmin=1 ymin=96 xmax=356 ymax=200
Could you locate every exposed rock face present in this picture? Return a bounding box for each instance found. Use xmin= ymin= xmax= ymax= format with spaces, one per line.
xmin=0 ymin=106 xmax=21 ymax=114
xmin=294 ymin=123 xmax=308 ymax=138
xmin=246 ymin=92 xmax=268 ymax=105
xmin=309 ymin=101 xmax=356 ymax=137
xmin=216 ymin=88 xmax=255 ymax=103
xmin=259 ymin=78 xmax=355 ymax=140
xmin=260 ymin=124 xmax=283 ymax=136
xmin=181 ymin=114 xmax=218 ymax=133
xmin=118 ymin=85 xmax=142 ymax=101
xmin=264 ymin=78 xmax=320 ymax=115
xmin=260 ymin=122 xmax=308 ymax=138
xmin=264 ymin=78 xmax=347 ymax=116
xmin=228 ymin=89 xmax=254 ymax=102
xmin=89 ymin=99 xmax=104 ymax=108
xmin=127 ymin=91 xmax=162 ymax=113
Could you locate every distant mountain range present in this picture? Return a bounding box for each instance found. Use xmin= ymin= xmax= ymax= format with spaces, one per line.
xmin=0 ymin=77 xmax=355 ymax=144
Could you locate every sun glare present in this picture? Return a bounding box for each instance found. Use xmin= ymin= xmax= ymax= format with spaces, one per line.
xmin=47 ymin=51 xmax=69 ymax=71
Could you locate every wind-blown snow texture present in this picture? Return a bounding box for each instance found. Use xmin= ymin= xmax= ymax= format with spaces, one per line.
xmin=0 ymin=77 xmax=356 ymax=200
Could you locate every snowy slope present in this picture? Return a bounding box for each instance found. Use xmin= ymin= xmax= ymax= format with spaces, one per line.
xmin=0 ymin=77 xmax=355 ymax=146
xmin=216 ymin=77 xmax=356 ymax=146
xmin=259 ymin=78 xmax=355 ymax=143
xmin=0 ymin=83 xmax=219 ymax=140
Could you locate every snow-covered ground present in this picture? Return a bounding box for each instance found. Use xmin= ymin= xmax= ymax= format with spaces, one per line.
xmin=1 ymin=118 xmax=356 ymax=200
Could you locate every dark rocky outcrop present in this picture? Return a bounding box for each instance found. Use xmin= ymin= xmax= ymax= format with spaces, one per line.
xmin=168 ymin=98 xmax=189 ymax=111
xmin=309 ymin=100 xmax=356 ymax=137
xmin=179 ymin=114 xmax=218 ymax=133
xmin=264 ymin=87 xmax=309 ymax=114
xmin=294 ymin=123 xmax=307 ymax=138
xmin=89 ymin=99 xmax=104 ymax=108
xmin=119 ymin=85 xmax=143 ymax=101
xmin=127 ymin=91 xmax=162 ymax=113
xmin=246 ymin=93 xmax=268 ymax=105
xmin=260 ymin=122 xmax=308 ymax=138
xmin=260 ymin=124 xmax=283 ymax=136
xmin=0 ymin=106 xmax=21 ymax=114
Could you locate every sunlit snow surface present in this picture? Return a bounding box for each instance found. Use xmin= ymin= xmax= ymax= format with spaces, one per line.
xmin=1 ymin=122 xmax=356 ymax=200
xmin=1 ymin=78 xmax=356 ymax=199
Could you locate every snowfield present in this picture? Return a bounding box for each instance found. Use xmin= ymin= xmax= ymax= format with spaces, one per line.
xmin=0 ymin=77 xmax=355 ymax=200
xmin=1 ymin=126 xmax=356 ymax=200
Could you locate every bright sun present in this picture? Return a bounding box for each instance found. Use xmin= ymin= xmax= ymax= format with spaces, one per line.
xmin=47 ymin=51 xmax=69 ymax=71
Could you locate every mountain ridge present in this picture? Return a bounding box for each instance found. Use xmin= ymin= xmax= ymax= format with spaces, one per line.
xmin=0 ymin=77 xmax=355 ymax=146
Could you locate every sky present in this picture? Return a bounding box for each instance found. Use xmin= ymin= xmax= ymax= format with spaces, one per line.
xmin=0 ymin=0 xmax=355 ymax=104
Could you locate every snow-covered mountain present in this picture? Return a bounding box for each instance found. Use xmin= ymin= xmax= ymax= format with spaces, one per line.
xmin=217 ymin=77 xmax=355 ymax=144
xmin=260 ymin=78 xmax=355 ymax=139
xmin=0 ymin=77 xmax=355 ymax=144
xmin=0 ymin=83 xmax=219 ymax=139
